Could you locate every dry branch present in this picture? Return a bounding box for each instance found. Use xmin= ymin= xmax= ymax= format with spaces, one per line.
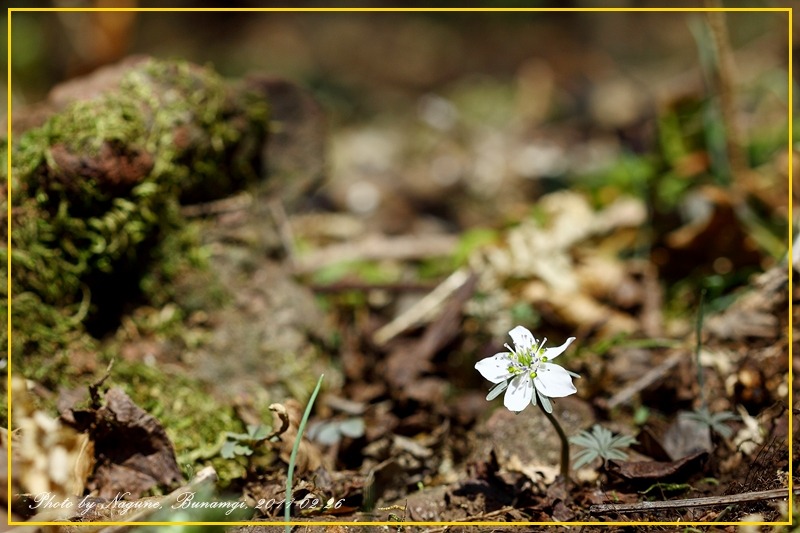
xmin=603 ymin=351 xmax=683 ymax=410
xmin=294 ymin=234 xmax=459 ymax=274
xmin=590 ymin=487 xmax=794 ymax=515
xmin=373 ymin=267 xmax=470 ymax=346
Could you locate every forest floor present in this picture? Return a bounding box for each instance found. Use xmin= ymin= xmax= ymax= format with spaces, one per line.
xmin=4 ymin=9 xmax=796 ymax=532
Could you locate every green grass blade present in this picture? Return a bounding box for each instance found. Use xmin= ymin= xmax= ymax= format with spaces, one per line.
xmin=286 ymin=374 xmax=325 ymax=532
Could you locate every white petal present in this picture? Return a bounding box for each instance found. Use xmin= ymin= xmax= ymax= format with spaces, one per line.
xmin=486 ymin=381 xmax=508 ymax=401
xmin=504 ymin=374 xmax=533 ymax=411
xmin=475 ymin=353 xmax=514 ymax=383
xmin=534 ymin=363 xmax=577 ymax=398
xmin=542 ymin=337 xmax=575 ymax=360
xmin=509 ymin=325 xmax=537 ymax=351
xmin=537 ymin=390 xmax=553 ymax=413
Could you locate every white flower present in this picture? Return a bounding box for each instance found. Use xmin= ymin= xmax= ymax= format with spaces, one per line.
xmin=475 ymin=325 xmax=578 ymax=413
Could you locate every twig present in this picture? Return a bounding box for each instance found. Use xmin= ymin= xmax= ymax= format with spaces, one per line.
xmin=704 ymin=2 xmax=747 ymax=187
xmin=590 ymin=487 xmax=795 ymax=515
xmin=89 ymin=358 xmax=115 ymax=409
xmin=603 ymin=351 xmax=682 ymax=410
xmin=420 ymin=506 xmax=517 ymax=532
xmin=269 ymin=198 xmax=298 ymax=269
xmin=372 ymin=267 xmax=470 ymax=346
xmin=700 ymin=5 xmax=788 ymax=260
xmin=310 ymin=280 xmax=436 ymax=294
xmin=639 ymin=262 xmax=663 ymax=337
xmin=180 ymin=192 xmax=253 ymax=218
xmin=695 ymin=289 xmax=707 ymax=409
xmin=294 ymin=234 xmax=459 ymax=275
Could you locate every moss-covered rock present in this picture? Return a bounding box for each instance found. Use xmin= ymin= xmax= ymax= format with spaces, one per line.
xmin=2 ymin=57 xmax=269 ymax=373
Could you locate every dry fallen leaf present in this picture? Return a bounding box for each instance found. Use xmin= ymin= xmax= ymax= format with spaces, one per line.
xmin=468 ymin=190 xmax=647 ymax=338
xmin=269 ymin=399 xmax=326 ymax=475
xmin=606 ymin=450 xmax=708 ymax=484
xmin=66 ymin=387 xmax=183 ymax=499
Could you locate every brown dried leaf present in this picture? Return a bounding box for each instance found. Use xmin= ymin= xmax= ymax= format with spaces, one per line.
xmin=606 ymin=450 xmax=708 ymax=483
xmin=660 ymin=186 xmax=762 ymax=280
xmin=67 ymin=387 xmax=183 ymax=499
xmin=384 ymin=272 xmax=477 ymax=392
xmin=633 ymin=426 xmax=673 ymax=462
xmin=269 ymin=399 xmax=326 ymax=475
xmin=527 ymin=286 xmax=639 ymax=337
xmin=267 ymin=403 xmax=290 ymax=439
xmin=706 ymin=267 xmax=786 ymax=341
xmin=662 ymin=413 xmax=713 ymax=460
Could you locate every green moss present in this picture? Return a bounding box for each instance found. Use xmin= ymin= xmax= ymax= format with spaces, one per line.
xmin=108 ymin=358 xmax=269 ymax=486
xmin=1 ymin=58 xmax=271 ymax=453
xmin=2 ymin=58 xmax=269 ymax=371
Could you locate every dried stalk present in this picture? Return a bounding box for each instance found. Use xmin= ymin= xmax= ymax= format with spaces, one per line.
xmin=590 ymin=487 xmax=795 ymax=515
xmin=705 ymin=2 xmax=748 ymax=189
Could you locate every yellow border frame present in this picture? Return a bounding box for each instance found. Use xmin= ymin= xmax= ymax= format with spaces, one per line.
xmin=5 ymin=5 xmax=794 ymax=528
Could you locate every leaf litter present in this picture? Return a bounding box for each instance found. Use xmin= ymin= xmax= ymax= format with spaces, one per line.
xmin=5 ymin=11 xmax=793 ymax=528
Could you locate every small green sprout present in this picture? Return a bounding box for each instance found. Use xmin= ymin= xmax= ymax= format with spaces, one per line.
xmin=682 ymin=407 xmax=738 ymax=439
xmin=220 ymin=424 xmax=270 ymax=459
xmin=570 ymin=424 xmax=638 ymax=469
xmin=640 ymin=482 xmax=692 ymax=495
xmin=307 ymin=417 xmax=365 ymax=445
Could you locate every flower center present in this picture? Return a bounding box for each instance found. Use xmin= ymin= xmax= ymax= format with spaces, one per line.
xmin=506 ymin=338 xmax=548 ymax=376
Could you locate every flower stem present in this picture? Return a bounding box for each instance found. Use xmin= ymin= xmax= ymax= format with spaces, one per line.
xmin=537 ymin=401 xmax=570 ymax=483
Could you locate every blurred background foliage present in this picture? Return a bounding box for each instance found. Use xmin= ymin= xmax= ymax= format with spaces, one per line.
xmin=2 ymin=2 xmax=794 ymax=123
xmin=2 ymin=2 xmax=795 ymax=322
